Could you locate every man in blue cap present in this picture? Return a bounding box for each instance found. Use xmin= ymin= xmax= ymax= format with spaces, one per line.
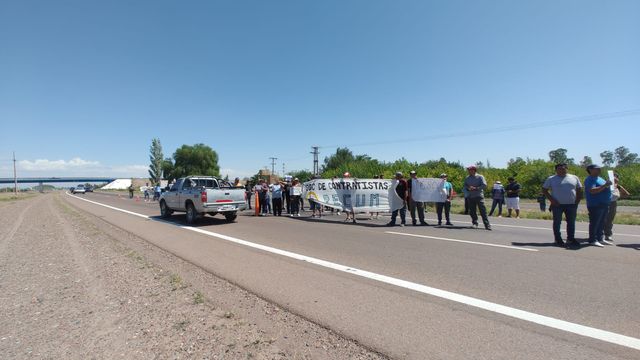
xmin=584 ymin=164 xmax=612 ymax=247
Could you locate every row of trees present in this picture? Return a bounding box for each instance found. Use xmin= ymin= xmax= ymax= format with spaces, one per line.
xmin=549 ymin=146 xmax=639 ymax=168
xmin=294 ymin=147 xmax=639 ymax=199
xmin=148 ymin=139 xmax=220 ymax=183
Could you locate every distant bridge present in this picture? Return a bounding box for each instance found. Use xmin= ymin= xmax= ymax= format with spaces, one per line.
xmin=0 ymin=177 xmax=117 ymax=184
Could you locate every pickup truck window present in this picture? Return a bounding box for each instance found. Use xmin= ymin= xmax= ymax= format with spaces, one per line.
xmin=191 ymin=179 xmax=217 ymax=188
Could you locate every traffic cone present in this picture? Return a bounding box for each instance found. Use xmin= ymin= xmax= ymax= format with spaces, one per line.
xmin=255 ymin=191 xmax=259 ymax=216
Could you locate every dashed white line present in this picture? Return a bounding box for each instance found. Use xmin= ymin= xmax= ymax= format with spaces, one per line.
xmin=65 ymin=192 xmax=640 ymax=351
xmin=385 ymin=231 xmax=539 ymax=252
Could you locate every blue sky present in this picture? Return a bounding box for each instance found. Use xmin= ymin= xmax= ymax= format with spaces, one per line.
xmin=1 ymin=0 xmax=639 ymax=179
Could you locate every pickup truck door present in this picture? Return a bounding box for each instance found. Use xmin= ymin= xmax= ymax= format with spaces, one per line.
xmin=164 ymin=179 xmax=182 ymax=210
xmin=178 ymin=178 xmax=196 ymax=211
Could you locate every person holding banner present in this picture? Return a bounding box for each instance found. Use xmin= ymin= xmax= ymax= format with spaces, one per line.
xmin=289 ymin=178 xmax=303 ymax=217
xmin=436 ymin=173 xmax=453 ymax=226
xmin=604 ymin=173 xmax=630 ymax=242
xmin=408 ymin=171 xmax=428 ymax=226
xmin=387 ymin=172 xmax=408 ymax=227
xmin=463 ymin=165 xmax=491 ymax=230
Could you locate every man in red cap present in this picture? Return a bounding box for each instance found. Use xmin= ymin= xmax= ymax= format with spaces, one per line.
xmin=463 ymin=165 xmax=491 ymax=230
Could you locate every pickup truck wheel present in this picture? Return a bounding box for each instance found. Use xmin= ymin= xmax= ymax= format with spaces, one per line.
xmin=224 ymin=212 xmax=237 ymax=223
xmin=186 ymin=203 xmax=198 ymax=224
xmin=160 ymin=200 xmax=173 ymax=218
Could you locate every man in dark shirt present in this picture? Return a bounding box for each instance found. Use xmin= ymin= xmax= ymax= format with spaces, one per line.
xmin=407 ymin=170 xmax=428 ymax=226
xmin=505 ymin=177 xmax=521 ymax=218
xmin=387 ymin=172 xmax=408 ymax=227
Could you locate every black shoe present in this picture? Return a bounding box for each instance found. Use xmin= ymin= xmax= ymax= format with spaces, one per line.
xmin=565 ymin=239 xmax=580 ymax=249
xmin=437 ymin=221 xmax=442 ymax=226
xmin=485 ymin=226 xmax=492 ymax=231
xmin=445 ymin=222 xmax=453 ymax=226
xmin=554 ymin=239 xmax=565 ymax=247
xmin=420 ymin=222 xmax=429 ymax=226
xmin=412 ymin=220 xmax=417 ymax=226
xmin=386 ymin=222 xmax=396 ymax=227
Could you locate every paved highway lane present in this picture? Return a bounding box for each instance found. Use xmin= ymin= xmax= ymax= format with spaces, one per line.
xmin=64 ymin=192 xmax=640 ymax=359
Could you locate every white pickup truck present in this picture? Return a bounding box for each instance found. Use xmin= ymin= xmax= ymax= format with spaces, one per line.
xmin=159 ymin=176 xmax=247 ymax=224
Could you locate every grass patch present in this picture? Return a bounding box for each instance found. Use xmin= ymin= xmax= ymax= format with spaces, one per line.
xmin=617 ymin=199 xmax=640 ymax=207
xmin=0 ymin=192 xmax=38 ymax=202
xmin=169 ymin=274 xmax=186 ymax=291
xmin=173 ymin=320 xmax=190 ymax=331
xmin=193 ymin=291 xmax=205 ymax=304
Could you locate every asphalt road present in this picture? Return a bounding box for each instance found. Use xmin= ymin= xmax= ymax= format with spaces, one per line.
xmin=63 ymin=191 xmax=640 ymax=359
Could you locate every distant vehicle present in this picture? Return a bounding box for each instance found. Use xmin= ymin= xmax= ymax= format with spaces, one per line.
xmin=85 ymin=185 xmax=93 ymax=192
xmin=70 ymin=187 xmax=75 ymax=193
xmin=72 ymin=184 xmax=86 ymax=194
xmin=159 ymin=176 xmax=247 ymax=224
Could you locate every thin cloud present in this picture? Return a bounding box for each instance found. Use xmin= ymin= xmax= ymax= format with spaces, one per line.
xmin=13 ymin=158 xmax=148 ymax=178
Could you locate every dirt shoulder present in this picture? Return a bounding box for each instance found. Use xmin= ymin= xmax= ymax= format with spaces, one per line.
xmin=0 ymin=193 xmax=387 ymax=359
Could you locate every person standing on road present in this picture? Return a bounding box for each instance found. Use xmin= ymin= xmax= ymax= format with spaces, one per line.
xmin=342 ymin=172 xmax=357 ymax=223
xmin=387 ymin=172 xmax=408 ymax=227
xmin=143 ymin=183 xmax=150 ymax=201
xmin=270 ymin=180 xmax=284 ymax=216
xmin=542 ymin=163 xmax=583 ymax=248
xmin=463 ymin=165 xmax=491 ymax=230
xmin=584 ymin=164 xmax=612 ymax=247
xmin=604 ymin=173 xmax=630 ymax=242
xmin=435 ymin=173 xmax=453 ymax=226
xmin=289 ymin=178 xmax=302 ymax=217
xmin=505 ymin=177 xmax=522 ymax=218
xmin=407 ymin=170 xmax=428 ymax=226
xmin=488 ymin=180 xmax=505 ymax=217
xmin=257 ymin=179 xmax=269 ymax=216
xmin=154 ymin=183 xmax=161 ymax=201
xmin=128 ymin=182 xmax=135 ymax=199
xmin=245 ymin=183 xmax=252 ymax=210
xmin=537 ymin=192 xmax=547 ymax=212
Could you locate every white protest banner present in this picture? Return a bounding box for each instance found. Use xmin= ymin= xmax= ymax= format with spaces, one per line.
xmin=608 ymin=170 xmax=616 ymax=192
xmin=410 ymin=178 xmax=447 ymax=202
xmin=388 ymin=179 xmax=406 ymax=212
xmin=302 ymin=178 xmax=392 ymax=212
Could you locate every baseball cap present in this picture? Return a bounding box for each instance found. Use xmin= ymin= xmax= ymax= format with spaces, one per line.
xmin=586 ymin=164 xmax=601 ymax=173
xmin=466 ymin=165 xmax=477 ymax=170
xmin=395 ymin=171 xmax=403 ymax=177
xmin=409 ymin=170 xmax=416 ymax=175
xmin=440 ymin=173 xmax=447 ymax=178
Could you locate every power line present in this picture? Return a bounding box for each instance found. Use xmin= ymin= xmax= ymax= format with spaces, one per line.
xmin=319 ymin=108 xmax=640 ymax=150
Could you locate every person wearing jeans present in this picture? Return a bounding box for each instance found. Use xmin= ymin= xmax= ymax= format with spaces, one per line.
xmin=435 ymin=173 xmax=453 ymax=226
xmin=584 ymin=164 xmax=612 ymax=247
xmin=542 ymin=163 xmax=583 ymax=248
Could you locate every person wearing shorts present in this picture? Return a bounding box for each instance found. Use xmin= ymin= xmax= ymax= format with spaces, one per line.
xmin=505 ymin=177 xmax=521 ymax=218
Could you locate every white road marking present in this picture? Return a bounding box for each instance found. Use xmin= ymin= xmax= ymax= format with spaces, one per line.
xmin=65 ymin=192 xmax=640 ymax=351
xmin=425 ymin=217 xmax=640 ymax=238
xmin=385 ymin=231 xmax=539 ymax=252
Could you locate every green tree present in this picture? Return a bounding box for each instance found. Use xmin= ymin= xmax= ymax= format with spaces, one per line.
xmin=600 ymin=150 xmax=615 ymax=167
xmin=162 ymin=158 xmax=175 ymax=182
xmin=614 ymin=146 xmax=639 ymax=166
xmin=322 ymin=148 xmax=355 ymax=172
xmin=164 ymin=144 xmax=220 ymax=180
xmin=579 ymin=155 xmax=593 ymax=167
xmin=148 ymin=138 xmax=164 ymax=184
xmin=548 ymin=148 xmax=574 ymax=165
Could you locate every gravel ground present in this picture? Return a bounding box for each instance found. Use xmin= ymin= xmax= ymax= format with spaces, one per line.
xmin=0 ymin=194 xmax=387 ymax=359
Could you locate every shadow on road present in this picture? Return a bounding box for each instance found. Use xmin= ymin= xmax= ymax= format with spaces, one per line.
xmin=149 ymin=214 xmax=232 ymax=227
xmin=511 ymin=238 xmax=591 ymax=250
xmin=616 ymin=244 xmax=640 ymax=250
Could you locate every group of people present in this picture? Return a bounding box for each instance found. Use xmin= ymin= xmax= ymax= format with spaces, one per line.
xmin=246 ymin=177 xmax=304 ymax=217
xmin=542 ymin=163 xmax=629 ymax=248
xmin=239 ymin=163 xmax=631 ymax=245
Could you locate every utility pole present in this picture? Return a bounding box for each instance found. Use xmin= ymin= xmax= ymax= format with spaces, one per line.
xmin=13 ymin=151 xmax=17 ymax=195
xmin=269 ymin=157 xmax=278 ymax=180
xmin=311 ymin=146 xmax=319 ymax=176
